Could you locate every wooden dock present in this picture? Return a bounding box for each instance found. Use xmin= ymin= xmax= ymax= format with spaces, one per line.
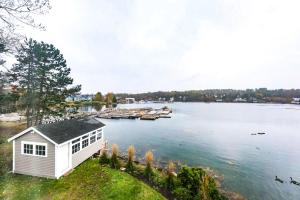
xmin=97 ymin=106 xmax=172 ymax=120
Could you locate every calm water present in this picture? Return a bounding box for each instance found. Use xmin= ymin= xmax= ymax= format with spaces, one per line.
xmin=99 ymin=103 xmax=300 ymax=200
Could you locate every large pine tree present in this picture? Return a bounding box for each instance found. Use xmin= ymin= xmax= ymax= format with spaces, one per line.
xmin=10 ymin=38 xmax=81 ymax=127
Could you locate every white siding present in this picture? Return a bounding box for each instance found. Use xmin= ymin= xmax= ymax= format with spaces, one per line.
xmin=56 ymin=142 xmax=70 ymax=177
xmin=72 ymin=139 xmax=103 ymax=168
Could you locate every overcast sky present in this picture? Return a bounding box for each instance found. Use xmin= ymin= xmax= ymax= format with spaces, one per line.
xmin=23 ymin=0 xmax=300 ymax=94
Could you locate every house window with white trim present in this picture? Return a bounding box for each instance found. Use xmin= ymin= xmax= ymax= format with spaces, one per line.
xmin=90 ymin=135 xmax=96 ymax=144
xmin=72 ymin=138 xmax=81 ymax=154
xmin=82 ymin=135 xmax=89 ymax=148
xmin=24 ymin=144 xmax=33 ymax=155
xmin=96 ymin=129 xmax=102 ymax=140
xmin=82 ymin=139 xmax=89 ymax=148
xmin=22 ymin=142 xmax=47 ymax=157
xmin=36 ymin=145 xmax=46 ymax=156
xmin=72 ymin=143 xmax=80 ymax=154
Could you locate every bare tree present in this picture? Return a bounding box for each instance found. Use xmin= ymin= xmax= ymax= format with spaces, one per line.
xmin=0 ymin=0 xmax=50 ymax=53
xmin=0 ymin=0 xmax=50 ymax=94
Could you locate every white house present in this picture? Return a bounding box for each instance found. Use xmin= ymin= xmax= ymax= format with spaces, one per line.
xmin=7 ymin=118 xmax=105 ymax=179
xmin=291 ymin=98 xmax=300 ymax=104
xmin=125 ymin=98 xmax=135 ymax=104
xmin=234 ymin=97 xmax=247 ymax=102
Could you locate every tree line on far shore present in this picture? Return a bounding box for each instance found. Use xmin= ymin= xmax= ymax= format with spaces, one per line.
xmin=117 ymin=88 xmax=300 ymax=104
xmin=93 ymin=92 xmax=117 ymax=105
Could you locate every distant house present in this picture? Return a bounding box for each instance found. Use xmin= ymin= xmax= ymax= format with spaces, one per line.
xmin=8 ymin=118 xmax=105 ymax=179
xmin=65 ymin=96 xmax=75 ymax=102
xmin=125 ymin=98 xmax=135 ymax=104
xmin=1 ymin=84 xmax=17 ymax=94
xmin=291 ymin=98 xmax=300 ymax=104
xmin=233 ymin=97 xmax=247 ymax=102
xmin=66 ymin=94 xmax=94 ymax=102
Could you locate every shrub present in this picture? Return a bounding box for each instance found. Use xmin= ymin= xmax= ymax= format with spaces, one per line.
xmin=177 ymin=166 xmax=205 ymax=196
xmin=199 ymin=175 xmax=228 ymax=200
xmin=166 ymin=161 xmax=176 ymax=190
xmin=110 ymin=144 xmax=120 ymax=169
xmin=172 ymin=187 xmax=193 ymax=200
xmin=0 ymin=136 xmax=5 ymax=144
xmin=199 ymin=174 xmax=210 ymax=200
xmin=126 ymin=145 xmax=135 ymax=172
xmin=144 ymin=150 xmax=154 ymax=180
xmin=99 ymin=148 xmax=110 ymax=165
xmin=176 ymin=166 xmax=227 ymax=200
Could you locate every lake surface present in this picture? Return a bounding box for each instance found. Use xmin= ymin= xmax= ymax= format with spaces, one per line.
xmin=98 ymin=103 xmax=300 ymax=200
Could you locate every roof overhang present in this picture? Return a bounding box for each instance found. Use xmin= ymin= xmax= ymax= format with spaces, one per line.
xmin=7 ymin=127 xmax=58 ymax=145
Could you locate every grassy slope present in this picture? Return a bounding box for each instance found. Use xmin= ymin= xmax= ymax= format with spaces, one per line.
xmin=0 ymin=122 xmax=164 ymax=200
xmin=0 ymin=159 xmax=165 ymax=200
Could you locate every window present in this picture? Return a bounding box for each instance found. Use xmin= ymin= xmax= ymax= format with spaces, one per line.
xmin=36 ymin=145 xmax=46 ymax=156
xmin=71 ymin=132 xmax=99 ymax=154
xmin=72 ymin=137 xmax=81 ymax=154
xmin=24 ymin=144 xmax=33 ymax=155
xmin=90 ymin=135 xmax=96 ymax=144
xmin=97 ymin=131 xmax=102 ymax=140
xmin=72 ymin=143 xmax=80 ymax=154
xmin=22 ymin=142 xmax=47 ymax=157
xmin=82 ymin=138 xmax=89 ymax=148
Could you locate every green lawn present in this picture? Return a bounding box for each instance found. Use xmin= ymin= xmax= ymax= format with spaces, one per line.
xmin=0 ymin=159 xmax=166 ymax=200
xmin=0 ymin=122 xmax=26 ymax=176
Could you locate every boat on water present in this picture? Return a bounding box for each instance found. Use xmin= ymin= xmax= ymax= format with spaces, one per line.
xmin=257 ymin=132 xmax=266 ymax=135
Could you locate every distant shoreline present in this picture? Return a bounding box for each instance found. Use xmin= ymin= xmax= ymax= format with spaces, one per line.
xmin=118 ymin=101 xmax=300 ymax=105
xmin=115 ymin=88 xmax=300 ymax=105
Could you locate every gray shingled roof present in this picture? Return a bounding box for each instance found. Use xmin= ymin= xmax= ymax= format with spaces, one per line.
xmin=35 ymin=118 xmax=105 ymax=144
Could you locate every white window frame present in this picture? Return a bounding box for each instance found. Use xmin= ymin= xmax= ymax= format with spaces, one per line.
xmin=70 ymin=128 xmax=103 ymax=154
xmin=35 ymin=144 xmax=47 ymax=156
xmin=90 ymin=135 xmax=96 ymax=144
xmin=21 ymin=141 xmax=48 ymax=157
xmin=72 ymin=142 xmax=81 ymax=154
xmin=82 ymin=137 xmax=89 ymax=149
xmin=23 ymin=143 xmax=34 ymax=155
xmin=96 ymin=129 xmax=102 ymax=141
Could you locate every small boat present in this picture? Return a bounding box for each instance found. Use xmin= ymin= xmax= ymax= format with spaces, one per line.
xmin=159 ymin=115 xmax=171 ymax=118
xmin=275 ymin=176 xmax=284 ymax=183
xmin=257 ymin=132 xmax=266 ymax=135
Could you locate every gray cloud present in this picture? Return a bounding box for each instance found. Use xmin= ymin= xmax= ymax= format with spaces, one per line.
xmin=23 ymin=0 xmax=300 ymax=93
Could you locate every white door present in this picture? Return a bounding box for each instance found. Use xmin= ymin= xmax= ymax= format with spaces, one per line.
xmin=57 ymin=143 xmax=69 ymax=174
